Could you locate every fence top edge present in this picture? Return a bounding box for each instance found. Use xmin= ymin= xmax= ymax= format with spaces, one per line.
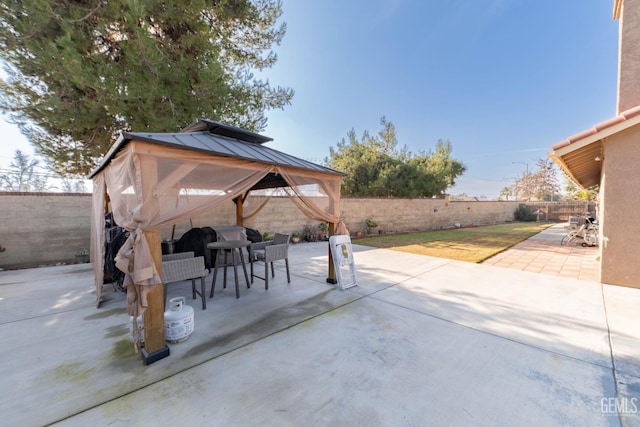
xmin=0 ymin=192 xmax=91 ymax=197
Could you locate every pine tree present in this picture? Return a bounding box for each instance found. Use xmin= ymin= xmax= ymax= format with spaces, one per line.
xmin=0 ymin=0 xmax=293 ymax=176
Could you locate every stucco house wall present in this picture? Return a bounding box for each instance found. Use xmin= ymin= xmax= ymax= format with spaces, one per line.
xmin=618 ymin=0 xmax=640 ymax=112
xmin=599 ymin=125 xmax=640 ymax=288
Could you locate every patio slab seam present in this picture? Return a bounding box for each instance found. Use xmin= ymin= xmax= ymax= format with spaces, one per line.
xmin=599 ymin=283 xmax=630 ymax=427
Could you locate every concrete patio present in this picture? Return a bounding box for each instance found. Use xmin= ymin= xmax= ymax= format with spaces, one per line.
xmin=0 ymin=226 xmax=638 ymax=426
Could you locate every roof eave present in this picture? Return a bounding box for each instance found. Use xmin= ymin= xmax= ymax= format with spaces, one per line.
xmin=548 ymin=140 xmax=603 ymax=189
xmin=87 ymin=132 xmax=129 ymax=178
xmin=548 ymin=151 xmax=587 ymax=189
xmin=549 ymin=108 xmax=640 ymax=189
xmin=613 ymin=0 xmax=623 ymax=19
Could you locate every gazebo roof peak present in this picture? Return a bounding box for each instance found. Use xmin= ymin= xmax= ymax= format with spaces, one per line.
xmin=180 ymin=119 xmax=273 ymax=145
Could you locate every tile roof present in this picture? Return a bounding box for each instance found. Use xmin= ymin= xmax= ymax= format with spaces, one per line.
xmin=549 ymin=104 xmax=640 ymax=188
xmin=552 ymin=104 xmax=640 ymax=150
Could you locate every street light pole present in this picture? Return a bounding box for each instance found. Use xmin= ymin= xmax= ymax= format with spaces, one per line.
xmin=512 ymin=161 xmax=529 ymax=201
xmin=512 ymin=161 xmax=528 ymax=175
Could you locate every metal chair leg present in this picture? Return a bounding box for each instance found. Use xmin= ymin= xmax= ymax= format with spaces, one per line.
xmin=210 ymin=256 xmax=219 ymax=298
xmin=285 ymin=258 xmax=290 ymax=283
xmin=232 ymin=249 xmax=240 ymax=299
xmin=239 ymin=248 xmax=250 ymax=288
xmin=192 ymin=277 xmax=206 ymax=309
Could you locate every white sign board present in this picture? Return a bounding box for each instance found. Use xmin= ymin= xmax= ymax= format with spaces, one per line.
xmin=329 ymin=235 xmax=358 ymax=290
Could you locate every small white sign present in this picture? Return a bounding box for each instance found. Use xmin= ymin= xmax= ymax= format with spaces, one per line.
xmin=329 ymin=235 xmax=358 ymax=290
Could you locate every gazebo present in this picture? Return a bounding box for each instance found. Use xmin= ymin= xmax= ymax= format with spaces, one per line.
xmin=89 ymin=119 xmax=346 ymax=364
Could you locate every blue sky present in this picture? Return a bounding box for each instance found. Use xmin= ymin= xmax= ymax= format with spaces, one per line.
xmin=0 ymin=1 xmax=620 ymax=197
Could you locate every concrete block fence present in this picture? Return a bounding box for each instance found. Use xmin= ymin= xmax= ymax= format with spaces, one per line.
xmin=0 ymin=192 xmax=525 ymax=269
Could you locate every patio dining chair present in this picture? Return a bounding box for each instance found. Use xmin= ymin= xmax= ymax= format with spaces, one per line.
xmin=162 ymin=254 xmax=208 ymax=310
xmin=249 ymin=233 xmax=291 ymax=290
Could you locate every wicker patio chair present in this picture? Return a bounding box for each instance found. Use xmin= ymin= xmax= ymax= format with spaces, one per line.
xmin=249 ymin=233 xmax=291 ymax=290
xmin=162 ymin=251 xmax=195 ymax=262
xmin=162 ymin=255 xmax=208 ymax=310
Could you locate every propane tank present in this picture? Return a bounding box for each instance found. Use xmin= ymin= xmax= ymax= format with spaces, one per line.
xmin=129 ymin=315 xmax=144 ymax=343
xmin=164 ymin=297 xmax=195 ymax=343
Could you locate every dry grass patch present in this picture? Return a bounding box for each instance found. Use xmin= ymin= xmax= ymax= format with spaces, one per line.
xmin=355 ymin=222 xmax=553 ymax=263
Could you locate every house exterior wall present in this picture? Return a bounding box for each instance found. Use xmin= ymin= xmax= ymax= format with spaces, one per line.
xmin=618 ymin=0 xmax=640 ymax=112
xmin=599 ymin=125 xmax=640 ymax=288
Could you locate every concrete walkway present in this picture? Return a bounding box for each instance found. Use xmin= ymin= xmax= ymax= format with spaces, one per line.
xmin=482 ymin=223 xmax=601 ymax=282
xmin=0 ymin=229 xmax=638 ymax=426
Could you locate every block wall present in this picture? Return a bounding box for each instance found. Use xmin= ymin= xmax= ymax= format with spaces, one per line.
xmin=0 ymin=193 xmax=93 ymax=268
xmin=0 ymin=192 xmax=521 ymax=268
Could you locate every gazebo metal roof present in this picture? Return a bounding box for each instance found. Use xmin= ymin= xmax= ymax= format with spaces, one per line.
xmin=89 ymin=119 xmax=343 ymax=182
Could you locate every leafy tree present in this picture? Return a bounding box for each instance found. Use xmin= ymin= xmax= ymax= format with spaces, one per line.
xmin=0 ymin=150 xmax=51 ymax=191
xmin=60 ymin=178 xmax=87 ymax=193
xmin=326 ymin=117 xmax=466 ymax=197
xmin=530 ymin=159 xmax=560 ymax=201
xmin=0 ymin=0 xmax=293 ymax=176
xmin=499 ymin=186 xmax=513 ymax=201
xmin=564 ymin=179 xmax=598 ymax=200
xmin=512 ymin=158 xmax=560 ymax=201
xmin=514 ymin=204 xmax=536 ymax=221
xmin=410 ymin=139 xmax=467 ymax=196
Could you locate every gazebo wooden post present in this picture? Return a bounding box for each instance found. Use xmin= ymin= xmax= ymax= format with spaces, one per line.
xmin=139 ymin=156 xmax=169 ymax=365
xmin=141 ymin=228 xmax=169 ymax=364
xmin=104 ymin=187 xmax=110 ymax=214
xmin=234 ymin=195 xmax=244 ymax=226
xmin=326 ymin=222 xmax=337 ymax=284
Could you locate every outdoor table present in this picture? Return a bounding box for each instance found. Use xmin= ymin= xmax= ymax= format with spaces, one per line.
xmin=207 ymin=240 xmax=251 ymax=299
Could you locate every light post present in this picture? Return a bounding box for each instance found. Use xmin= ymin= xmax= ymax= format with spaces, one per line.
xmin=512 ymin=161 xmax=529 ymax=201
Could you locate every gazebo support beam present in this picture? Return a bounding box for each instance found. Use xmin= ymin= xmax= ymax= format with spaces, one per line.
xmin=141 ymin=229 xmax=170 ymax=364
xmin=139 ymin=152 xmax=170 ymax=365
xmin=234 ymin=196 xmax=243 ymax=226
xmin=326 ymin=222 xmax=337 ymax=284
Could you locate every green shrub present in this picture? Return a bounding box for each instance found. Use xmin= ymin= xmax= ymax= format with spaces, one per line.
xmin=514 ymin=205 xmax=536 ymax=222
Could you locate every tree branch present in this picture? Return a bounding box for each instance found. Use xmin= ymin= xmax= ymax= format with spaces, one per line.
xmin=69 ymin=3 xmax=104 ymax=23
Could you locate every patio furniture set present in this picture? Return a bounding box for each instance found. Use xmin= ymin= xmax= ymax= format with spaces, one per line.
xmin=160 ymin=228 xmax=291 ymax=310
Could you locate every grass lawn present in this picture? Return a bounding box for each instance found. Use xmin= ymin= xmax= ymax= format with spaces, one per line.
xmin=354 ymin=222 xmax=553 ymax=263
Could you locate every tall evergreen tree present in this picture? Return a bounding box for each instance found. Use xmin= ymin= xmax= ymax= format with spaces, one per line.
xmin=0 ymin=0 xmax=293 ymax=176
